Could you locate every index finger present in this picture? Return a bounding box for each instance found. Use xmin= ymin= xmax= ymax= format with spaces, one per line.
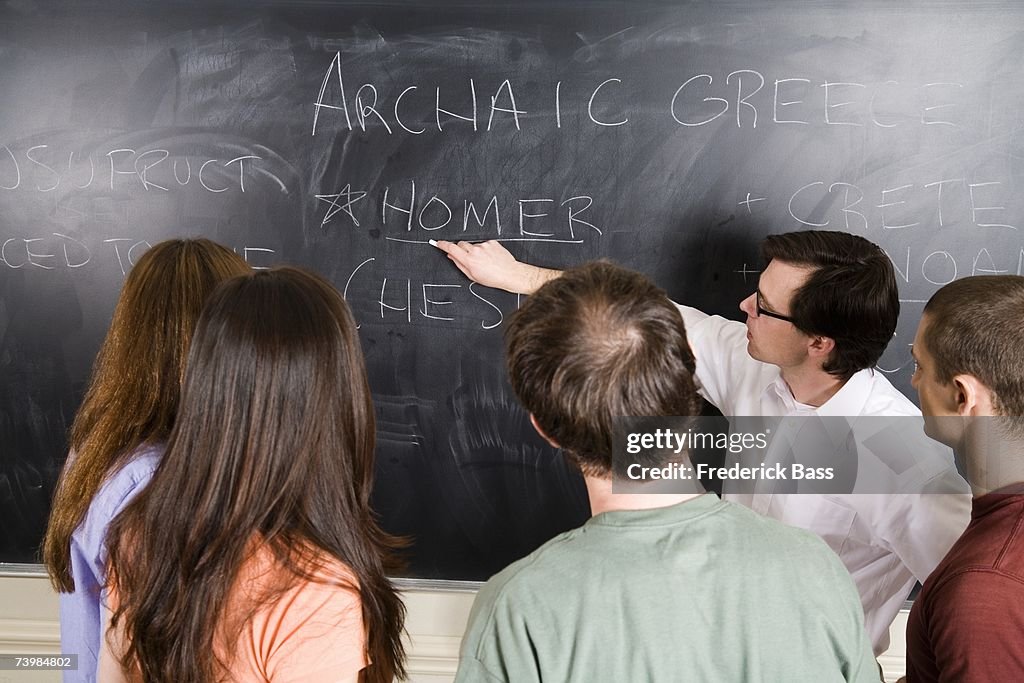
xmin=434 ymin=239 xmax=480 ymax=254
xmin=431 ymin=239 xmax=465 ymax=254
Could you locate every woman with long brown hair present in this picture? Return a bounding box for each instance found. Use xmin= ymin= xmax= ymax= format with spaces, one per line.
xmin=99 ymin=267 xmax=406 ymax=683
xmin=43 ymin=238 xmax=250 ymax=681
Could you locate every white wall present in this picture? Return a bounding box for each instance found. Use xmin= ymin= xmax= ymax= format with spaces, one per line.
xmin=0 ymin=570 xmax=907 ymax=682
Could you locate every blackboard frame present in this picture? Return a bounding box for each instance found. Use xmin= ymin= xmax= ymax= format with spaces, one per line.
xmin=3 ymin=0 xmax=1022 ymax=579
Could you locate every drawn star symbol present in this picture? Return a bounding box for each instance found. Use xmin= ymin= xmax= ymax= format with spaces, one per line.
xmin=316 ymin=184 xmax=367 ymax=226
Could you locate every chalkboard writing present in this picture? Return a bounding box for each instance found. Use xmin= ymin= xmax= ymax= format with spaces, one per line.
xmin=2 ymin=1 xmax=1023 ymax=577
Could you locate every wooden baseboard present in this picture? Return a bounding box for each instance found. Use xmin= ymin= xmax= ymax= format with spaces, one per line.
xmin=0 ymin=573 xmax=906 ymax=682
xmin=0 ymin=618 xmax=60 ymax=652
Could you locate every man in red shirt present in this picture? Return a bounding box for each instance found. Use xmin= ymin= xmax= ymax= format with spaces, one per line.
xmin=903 ymin=275 xmax=1024 ymax=682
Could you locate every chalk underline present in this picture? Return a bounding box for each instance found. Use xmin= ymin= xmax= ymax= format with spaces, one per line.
xmin=385 ymin=237 xmax=585 ymax=244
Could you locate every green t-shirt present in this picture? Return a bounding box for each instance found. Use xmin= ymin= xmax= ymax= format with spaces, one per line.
xmin=455 ymin=494 xmax=878 ymax=683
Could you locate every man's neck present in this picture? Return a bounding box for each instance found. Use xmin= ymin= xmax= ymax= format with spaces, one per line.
xmin=961 ymin=430 xmax=1024 ymax=496
xmin=585 ymin=474 xmax=704 ymax=516
xmin=967 ymin=473 xmax=1024 ymax=497
xmin=779 ymin=363 xmax=847 ymax=408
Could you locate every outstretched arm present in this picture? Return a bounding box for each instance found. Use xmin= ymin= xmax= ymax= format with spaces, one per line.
xmin=432 ymin=240 xmax=562 ymax=295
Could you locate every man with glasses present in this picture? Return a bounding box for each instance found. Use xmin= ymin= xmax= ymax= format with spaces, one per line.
xmin=434 ymin=230 xmax=970 ymax=657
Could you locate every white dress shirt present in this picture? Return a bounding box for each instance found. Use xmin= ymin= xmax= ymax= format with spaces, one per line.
xmin=677 ymin=304 xmax=971 ymax=654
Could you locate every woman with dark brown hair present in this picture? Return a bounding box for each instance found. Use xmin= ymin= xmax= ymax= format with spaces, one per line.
xmin=99 ymin=267 xmax=407 ymax=683
xmin=43 ymin=238 xmax=251 ymax=681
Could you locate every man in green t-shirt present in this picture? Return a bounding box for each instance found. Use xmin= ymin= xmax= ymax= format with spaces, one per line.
xmin=454 ymin=261 xmax=878 ymax=683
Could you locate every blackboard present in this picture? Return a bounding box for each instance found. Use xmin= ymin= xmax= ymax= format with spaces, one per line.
xmin=3 ymin=0 xmax=1024 ymax=577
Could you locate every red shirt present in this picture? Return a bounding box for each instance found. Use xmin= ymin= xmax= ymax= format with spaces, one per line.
xmin=905 ymin=484 xmax=1024 ymax=682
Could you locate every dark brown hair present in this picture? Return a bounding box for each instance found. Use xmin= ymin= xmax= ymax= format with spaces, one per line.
xmin=44 ymin=239 xmax=250 ymax=591
xmin=762 ymin=230 xmax=899 ymax=380
xmin=924 ymin=275 xmax=1024 ymax=416
xmin=105 ymin=267 xmax=405 ymax=683
xmin=505 ymin=261 xmax=701 ymax=476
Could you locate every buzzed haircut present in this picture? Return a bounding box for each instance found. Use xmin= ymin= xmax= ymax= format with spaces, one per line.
xmin=504 ymin=261 xmax=701 ymax=477
xmin=924 ymin=275 xmax=1024 ymax=417
xmin=763 ymin=230 xmax=899 ymax=380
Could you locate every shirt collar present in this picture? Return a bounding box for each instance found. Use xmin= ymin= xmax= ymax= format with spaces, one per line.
xmin=973 ymin=482 xmax=1024 ymax=519
xmin=764 ymin=368 xmax=875 ymax=417
xmin=586 ymin=493 xmax=725 ymax=528
xmin=765 ymin=376 xmax=812 ymax=414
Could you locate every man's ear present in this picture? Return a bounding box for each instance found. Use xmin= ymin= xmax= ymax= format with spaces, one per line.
xmin=807 ymin=334 xmax=835 ymax=360
xmin=952 ymin=374 xmax=997 ymax=416
xmin=529 ymin=414 xmax=561 ymax=448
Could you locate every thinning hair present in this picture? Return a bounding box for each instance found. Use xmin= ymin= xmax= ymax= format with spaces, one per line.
xmin=44 ymin=238 xmax=250 ymax=592
xmin=505 ymin=261 xmax=701 ymax=477
xmin=924 ymin=275 xmax=1024 ymax=417
xmin=763 ymin=230 xmax=899 ymax=380
xmin=105 ymin=267 xmax=406 ymax=683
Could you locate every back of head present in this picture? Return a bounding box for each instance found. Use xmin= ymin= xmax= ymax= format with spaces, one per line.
xmin=107 ymin=266 xmax=405 ymax=683
xmin=924 ymin=275 xmax=1024 ymax=419
xmin=170 ymin=266 xmax=376 ymax=524
xmin=44 ymin=238 xmax=249 ymax=591
xmin=93 ymin=239 xmax=252 ymax=419
xmin=762 ymin=230 xmax=899 ymax=380
xmin=505 ymin=261 xmax=700 ymax=477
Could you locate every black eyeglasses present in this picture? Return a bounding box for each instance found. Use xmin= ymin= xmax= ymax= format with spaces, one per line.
xmin=755 ymin=290 xmax=796 ymax=324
